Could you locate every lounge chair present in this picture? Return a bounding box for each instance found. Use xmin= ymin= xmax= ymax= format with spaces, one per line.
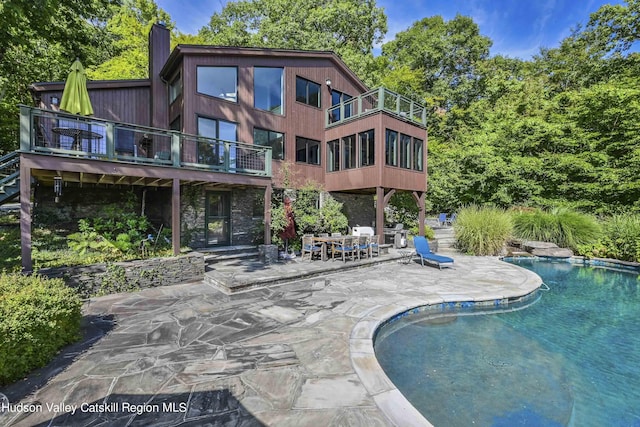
xmin=413 ymin=236 xmax=454 ymax=269
xmin=438 ymin=213 xmax=447 ymax=226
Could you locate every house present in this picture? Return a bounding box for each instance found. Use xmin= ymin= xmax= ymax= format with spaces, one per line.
xmin=12 ymin=23 xmax=428 ymax=272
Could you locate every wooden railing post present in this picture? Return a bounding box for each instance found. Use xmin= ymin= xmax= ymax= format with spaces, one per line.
xmin=105 ymin=122 xmax=115 ymax=159
xmin=20 ymin=106 xmax=31 ymax=152
xmin=171 ymin=132 xmax=181 ymax=167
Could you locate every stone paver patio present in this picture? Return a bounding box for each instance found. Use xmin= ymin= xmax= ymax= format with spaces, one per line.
xmin=0 ymin=253 xmax=540 ymax=427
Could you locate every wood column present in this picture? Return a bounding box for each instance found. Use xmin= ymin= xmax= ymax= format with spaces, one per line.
xmin=172 ymin=178 xmax=180 ymax=255
xmin=376 ymin=187 xmax=385 ymax=237
xmin=412 ymin=191 xmax=426 ymax=236
xmin=264 ymin=184 xmax=272 ymax=244
xmin=20 ymin=161 xmax=32 ymax=273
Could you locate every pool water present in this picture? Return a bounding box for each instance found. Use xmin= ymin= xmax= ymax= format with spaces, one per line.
xmin=374 ymin=259 xmax=640 ymax=426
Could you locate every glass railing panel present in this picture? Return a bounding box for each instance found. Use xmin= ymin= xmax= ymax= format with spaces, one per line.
xmin=113 ymin=125 xmax=172 ymax=163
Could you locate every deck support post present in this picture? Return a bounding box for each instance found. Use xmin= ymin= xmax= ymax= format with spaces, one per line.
xmin=172 ymin=178 xmax=180 ymax=255
xmin=412 ymin=191 xmax=426 ymax=236
xmin=20 ymin=159 xmax=32 ymax=273
xmin=264 ymin=184 xmax=272 ymax=245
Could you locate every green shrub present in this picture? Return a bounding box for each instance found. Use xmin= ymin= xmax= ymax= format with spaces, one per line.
xmin=454 ymin=205 xmax=513 ymax=255
xmin=0 ymin=226 xmax=21 ymax=272
xmin=0 ymin=273 xmax=82 ymax=385
xmin=512 ymin=208 xmax=601 ymax=251
xmin=577 ymin=214 xmax=640 ymax=262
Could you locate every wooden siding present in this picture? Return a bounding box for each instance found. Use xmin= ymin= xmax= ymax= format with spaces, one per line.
xmin=323 ymin=112 xmax=427 ymax=192
xmin=34 ymin=85 xmax=151 ymax=127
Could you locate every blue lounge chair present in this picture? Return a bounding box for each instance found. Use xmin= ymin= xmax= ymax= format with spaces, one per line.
xmin=438 ymin=213 xmax=447 ymax=226
xmin=413 ymin=236 xmax=454 ymax=269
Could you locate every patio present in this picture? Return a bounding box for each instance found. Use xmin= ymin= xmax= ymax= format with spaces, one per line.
xmin=0 ymin=252 xmax=541 ymax=427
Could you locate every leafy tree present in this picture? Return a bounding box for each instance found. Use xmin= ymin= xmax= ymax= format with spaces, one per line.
xmin=0 ymin=0 xmax=113 ymax=153
xmin=88 ymin=0 xmax=175 ymax=79
xmin=380 ymin=15 xmax=492 ymax=110
xmin=199 ymin=0 xmax=387 ymax=84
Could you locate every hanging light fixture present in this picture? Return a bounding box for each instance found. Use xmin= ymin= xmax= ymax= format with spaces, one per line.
xmin=54 ymin=176 xmax=63 ymax=202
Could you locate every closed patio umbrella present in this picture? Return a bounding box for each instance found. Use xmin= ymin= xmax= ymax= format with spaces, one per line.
xmin=60 ymin=58 xmax=94 ymax=116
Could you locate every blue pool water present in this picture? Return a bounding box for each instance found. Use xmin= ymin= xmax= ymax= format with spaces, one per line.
xmin=374 ymin=258 xmax=640 ymax=426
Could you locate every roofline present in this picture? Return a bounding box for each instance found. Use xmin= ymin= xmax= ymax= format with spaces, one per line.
xmin=160 ymin=45 xmax=369 ymax=92
xmin=29 ymin=79 xmax=150 ymax=93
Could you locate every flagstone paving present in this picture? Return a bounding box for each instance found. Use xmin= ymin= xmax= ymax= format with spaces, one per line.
xmin=0 ymin=254 xmax=540 ymax=427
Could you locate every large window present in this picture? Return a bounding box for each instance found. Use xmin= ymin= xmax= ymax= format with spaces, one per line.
xmin=197 ymin=116 xmax=237 ymax=166
xmin=385 ymin=129 xmax=398 ymax=166
xmin=359 ymin=129 xmax=375 ymax=167
xmin=254 ymin=67 xmax=284 ymax=114
xmin=197 ymin=66 xmax=237 ymax=102
xmin=330 ymin=89 xmax=352 ymax=122
xmin=413 ymin=138 xmax=424 ymax=171
xmin=399 ymin=133 xmax=412 ymax=169
xmin=254 ymin=128 xmax=284 ymax=160
xmin=296 ymin=136 xmax=321 ymax=165
xmin=169 ymin=73 xmax=182 ymax=104
xmin=296 ymin=77 xmax=321 ymax=108
xmin=327 ymin=139 xmax=340 ymax=172
xmin=343 ymin=134 xmax=356 ymax=169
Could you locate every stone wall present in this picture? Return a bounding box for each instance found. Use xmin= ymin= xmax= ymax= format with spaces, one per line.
xmin=34 ymin=185 xmax=170 ymax=230
xmin=231 ymin=188 xmax=263 ymax=245
xmin=330 ymin=192 xmax=375 ymax=229
xmin=39 ymin=252 xmax=204 ymax=298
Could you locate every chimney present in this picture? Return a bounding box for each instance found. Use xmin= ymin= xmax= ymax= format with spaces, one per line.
xmin=149 ymin=22 xmax=170 ymax=129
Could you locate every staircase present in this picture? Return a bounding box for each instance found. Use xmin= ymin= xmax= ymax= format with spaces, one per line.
xmin=0 ymin=151 xmax=20 ymax=204
xmin=202 ymin=245 xmax=260 ymax=272
xmin=434 ymin=226 xmax=457 ymax=252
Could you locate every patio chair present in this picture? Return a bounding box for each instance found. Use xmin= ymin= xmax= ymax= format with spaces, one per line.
xmin=438 ymin=213 xmax=447 ymax=226
xmin=413 ymin=236 xmax=454 ymax=269
xmin=356 ymin=235 xmax=370 ymax=259
xmin=301 ymin=235 xmax=321 ymax=261
xmin=369 ymin=235 xmax=380 ymax=257
xmin=447 ymin=213 xmax=457 ymax=225
xmin=331 ymin=236 xmax=356 ymax=262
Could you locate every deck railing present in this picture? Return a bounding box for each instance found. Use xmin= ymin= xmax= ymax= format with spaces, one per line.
xmin=326 ymin=87 xmax=427 ymax=128
xmin=19 ymin=106 xmax=272 ymax=177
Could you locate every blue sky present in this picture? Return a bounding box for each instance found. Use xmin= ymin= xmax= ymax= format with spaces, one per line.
xmin=155 ymin=0 xmax=626 ymax=60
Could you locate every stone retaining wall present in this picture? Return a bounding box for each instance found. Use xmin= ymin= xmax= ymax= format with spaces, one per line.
xmin=39 ymin=253 xmax=204 ymax=298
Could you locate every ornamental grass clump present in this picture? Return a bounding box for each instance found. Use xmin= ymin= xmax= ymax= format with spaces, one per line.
xmin=0 ymin=274 xmax=82 ymax=385
xmin=512 ymin=207 xmax=601 ymax=251
xmin=454 ymin=205 xmax=513 ymax=255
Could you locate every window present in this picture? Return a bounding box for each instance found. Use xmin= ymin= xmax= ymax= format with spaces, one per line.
xmin=254 ymin=128 xmax=284 ymax=160
xmin=359 ymin=129 xmax=375 ymax=167
xmin=169 ymin=73 xmax=182 ymax=104
xmin=254 ymin=67 xmax=284 ymax=114
xmin=296 ymin=77 xmax=321 ymax=108
xmin=330 ymin=89 xmax=352 ymax=122
xmin=385 ymin=129 xmax=398 ymax=166
xmin=399 ymin=133 xmax=412 ymax=169
xmin=327 ymin=139 xmax=340 ymax=172
xmin=296 ymin=136 xmax=320 ymax=165
xmin=343 ymin=134 xmax=356 ymax=169
xmin=413 ymin=138 xmax=424 ymax=171
xmin=197 ymin=66 xmax=237 ymax=102
xmin=197 ymin=116 xmax=237 ymax=166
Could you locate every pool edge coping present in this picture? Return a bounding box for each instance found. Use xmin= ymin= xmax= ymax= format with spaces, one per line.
xmin=348 ymin=259 xmax=543 ymax=427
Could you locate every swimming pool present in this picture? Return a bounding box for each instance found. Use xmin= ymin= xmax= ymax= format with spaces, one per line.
xmin=374 ymin=258 xmax=640 ymax=426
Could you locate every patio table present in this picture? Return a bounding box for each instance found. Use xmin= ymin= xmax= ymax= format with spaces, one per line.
xmin=312 ymin=236 xmax=347 ymax=261
xmin=52 ymin=127 xmax=103 ymax=152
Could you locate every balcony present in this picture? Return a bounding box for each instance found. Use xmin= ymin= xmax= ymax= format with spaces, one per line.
xmin=326 ymin=87 xmax=427 ymax=128
xmin=19 ymin=106 xmax=272 ymax=177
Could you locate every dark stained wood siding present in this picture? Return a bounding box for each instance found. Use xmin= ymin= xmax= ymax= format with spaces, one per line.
xmin=324 ymin=113 xmax=427 ymax=192
xmin=35 ymin=84 xmax=151 ymax=127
